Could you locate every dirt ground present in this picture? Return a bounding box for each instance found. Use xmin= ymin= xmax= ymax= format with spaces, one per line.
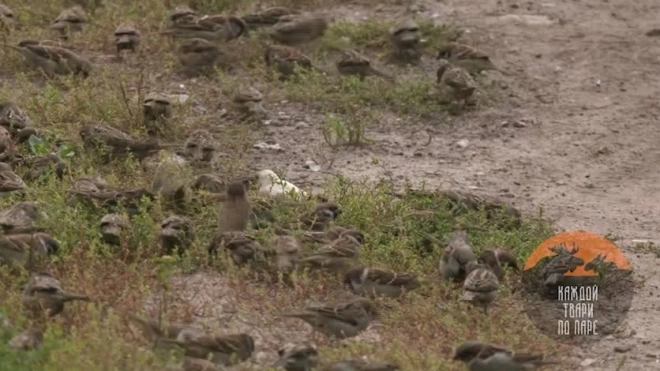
xmin=249 ymin=0 xmax=660 ymax=369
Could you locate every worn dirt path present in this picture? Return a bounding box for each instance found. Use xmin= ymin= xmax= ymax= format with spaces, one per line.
xmin=260 ymin=0 xmax=660 ymax=369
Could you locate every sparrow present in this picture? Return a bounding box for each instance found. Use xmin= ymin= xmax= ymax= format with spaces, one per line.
xmin=0 ymin=101 xmax=34 ymax=136
xmin=453 ymin=341 xmax=557 ymax=370
xmin=439 ymin=230 xmax=477 ymax=282
xmin=176 ymin=38 xmax=222 ymax=76
xmin=8 ymin=327 xmax=43 ymax=350
xmin=437 ymin=42 xmax=500 ymax=75
xmin=0 ymin=4 xmax=19 ymax=30
xmin=0 ymin=126 xmax=14 ymax=163
xmin=242 ymin=7 xmax=300 ymax=29
xmin=323 ymin=360 xmax=400 ymax=371
xmin=344 ymin=266 xmax=420 ymax=299
xmin=264 ymin=44 xmax=314 ymax=79
xmin=50 ymin=5 xmax=88 ymax=38
xmin=192 ymin=173 xmax=226 ymax=194
xmin=22 ymin=272 xmax=89 ymax=318
xmin=114 ymin=23 xmax=140 ymax=54
xmin=301 ymin=229 xmax=365 ymax=273
xmin=160 ymin=215 xmax=195 ymax=255
xmin=161 ymin=14 xmax=246 ymax=42
xmin=125 ymin=313 xmax=204 ymax=344
xmin=209 ymin=231 xmax=275 ymax=266
xmin=0 ymin=162 xmax=26 ymax=194
xmin=281 ymin=297 xmax=377 ymax=339
xmin=541 ymin=245 xmax=584 ymax=287
xmin=143 ymin=92 xmax=172 ymax=137
xmin=274 ymin=343 xmax=319 ymax=371
xmin=336 ymin=50 xmax=393 ymax=81
xmin=168 ymin=5 xmax=198 ymax=25
xmin=461 ymin=262 xmax=499 ymax=315
xmin=270 ymin=13 xmax=328 ymax=46
xmin=272 ymin=235 xmax=301 ymax=274
xmin=150 ymin=152 xmax=192 ymax=210
xmin=390 ymin=18 xmax=421 ymax=49
xmin=232 ymin=86 xmax=266 ymax=119
xmin=299 ymin=202 xmax=342 ymax=231
xmin=18 ymin=154 xmax=66 ymax=182
xmin=80 ymin=123 xmax=162 ymax=162
xmin=182 ymin=129 xmax=215 ymax=163
xmin=439 ymin=190 xmax=522 ymax=228
xmin=257 ymin=169 xmax=307 ymax=199
xmin=0 ymin=232 xmax=59 ymax=268
xmin=437 ymin=59 xmax=477 ymax=106
xmin=99 ymin=213 xmax=126 ymax=247
xmin=68 ymin=176 xmax=118 ymax=206
xmin=302 ymin=225 xmax=349 ymax=244
xmin=217 ymin=180 xmax=251 ymax=232
xmin=0 ymin=201 xmax=41 ymax=233
xmin=158 ymin=332 xmax=255 ymax=366
xmin=182 ymin=356 xmax=218 ymax=371
xmin=478 ymin=248 xmax=519 ymax=280
xmin=5 ymin=40 xmax=90 ymax=77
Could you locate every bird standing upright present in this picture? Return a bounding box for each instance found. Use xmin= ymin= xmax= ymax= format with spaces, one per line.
xmin=217 ymin=180 xmax=252 ymax=232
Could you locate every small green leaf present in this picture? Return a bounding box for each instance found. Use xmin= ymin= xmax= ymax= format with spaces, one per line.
xmin=57 ymin=145 xmax=76 ymax=158
xmin=28 ymin=135 xmax=49 ymax=155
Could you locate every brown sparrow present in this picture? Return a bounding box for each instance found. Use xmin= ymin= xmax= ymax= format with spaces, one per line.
xmin=0 ymin=101 xmax=34 ymax=135
xmin=18 ymin=154 xmax=67 ymax=182
xmin=462 ymin=262 xmax=499 ymax=315
xmin=177 ymin=38 xmax=222 ymax=76
xmin=323 ymin=360 xmax=400 ymax=371
xmin=437 ymin=42 xmax=499 ymax=75
xmin=143 ymin=92 xmax=172 ymax=137
xmin=217 ymin=180 xmax=251 ymax=232
xmin=300 ymin=229 xmax=365 ymax=273
xmin=336 ymin=50 xmax=392 ymax=81
xmin=150 ymin=152 xmax=192 ymax=210
xmin=299 ymin=202 xmax=342 ymax=231
xmin=114 ymin=23 xmax=140 ymax=54
xmin=390 ymin=18 xmax=422 ymax=64
xmin=0 ymin=4 xmax=19 ymax=30
xmin=209 ymin=231 xmax=275 ymax=266
xmin=125 ymin=313 xmax=204 ymax=344
xmin=301 ymin=225 xmax=348 ymax=244
xmin=160 ymin=215 xmax=195 ymax=255
xmin=272 ymin=235 xmax=301 ymax=274
xmin=242 ymin=7 xmax=300 ymax=29
xmin=182 ymin=356 xmax=218 ymax=371
xmin=437 ymin=59 xmax=477 ymax=106
xmin=162 ymin=14 xmax=245 ymax=42
xmin=8 ymin=327 xmax=43 ymax=350
xmin=541 ymin=245 xmax=584 ymax=287
xmin=0 ymin=201 xmax=40 ymax=233
xmin=344 ymin=266 xmax=420 ymax=299
xmin=99 ymin=213 xmax=127 ymax=247
xmin=192 ymin=173 xmax=226 ymax=194
xmin=22 ymin=272 xmax=89 ymax=318
xmin=50 ymin=6 xmax=87 ymax=38
xmin=232 ymin=86 xmax=266 ymax=119
xmin=79 ymin=123 xmax=161 ymax=162
xmin=182 ymin=129 xmax=215 ymax=163
xmin=478 ymin=248 xmax=519 ymax=280
xmin=0 ymin=162 xmax=25 ymax=194
xmin=264 ymin=44 xmax=314 ymax=79
xmin=453 ymin=341 xmax=557 ymax=370
xmin=168 ymin=5 xmax=198 ymax=25
xmin=197 ymin=14 xmax=247 ymax=40
xmin=0 ymin=126 xmax=14 ymax=163
xmin=270 ymin=13 xmax=328 ymax=46
xmin=0 ymin=232 xmax=59 ymax=268
xmin=68 ymin=176 xmax=118 ymax=206
xmin=274 ymin=343 xmax=319 ymax=371
xmin=6 ymin=40 xmax=90 ymax=78
xmin=439 ymin=230 xmax=476 ymax=282
xmin=281 ymin=297 xmax=377 ymax=339
xmin=158 ymin=332 xmax=255 ymax=366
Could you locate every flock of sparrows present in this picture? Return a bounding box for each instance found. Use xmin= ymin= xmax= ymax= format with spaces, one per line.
xmin=0 ymin=2 xmax=561 ymax=371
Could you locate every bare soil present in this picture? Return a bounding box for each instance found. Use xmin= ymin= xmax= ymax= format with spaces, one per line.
xmin=253 ymin=0 xmax=660 ymax=369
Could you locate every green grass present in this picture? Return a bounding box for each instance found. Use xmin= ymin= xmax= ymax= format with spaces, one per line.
xmin=0 ymin=0 xmax=563 ymax=370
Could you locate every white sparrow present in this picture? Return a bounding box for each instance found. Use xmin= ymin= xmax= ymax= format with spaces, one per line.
xmin=453 ymin=341 xmax=557 ymax=370
xmin=99 ymin=213 xmax=127 ymax=247
xmin=270 ymin=13 xmax=328 ymax=46
xmin=281 ymin=297 xmax=377 ymax=339
xmin=217 ymin=180 xmax=251 ymax=232
xmin=6 ymin=39 xmax=92 ymax=78
xmin=344 ymin=266 xmax=420 ymax=298
xmin=274 ymin=343 xmax=319 ymax=371
xmin=461 ymin=262 xmax=499 ymax=315
xmin=22 ymin=272 xmax=89 ymax=318
xmin=437 ymin=59 xmax=477 ymax=106
xmin=257 ymin=169 xmax=307 ymax=199
xmin=264 ymin=44 xmax=314 ymax=79
xmin=50 ymin=5 xmax=87 ymax=39
xmin=439 ymin=230 xmax=476 ymax=282
xmin=160 ymin=215 xmax=195 ymax=255
xmin=114 ymin=23 xmax=140 ymax=54
xmin=158 ymin=332 xmax=255 ymax=366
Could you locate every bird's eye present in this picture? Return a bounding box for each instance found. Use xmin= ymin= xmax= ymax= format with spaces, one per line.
xmin=186 ymin=143 xmax=197 ymax=149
